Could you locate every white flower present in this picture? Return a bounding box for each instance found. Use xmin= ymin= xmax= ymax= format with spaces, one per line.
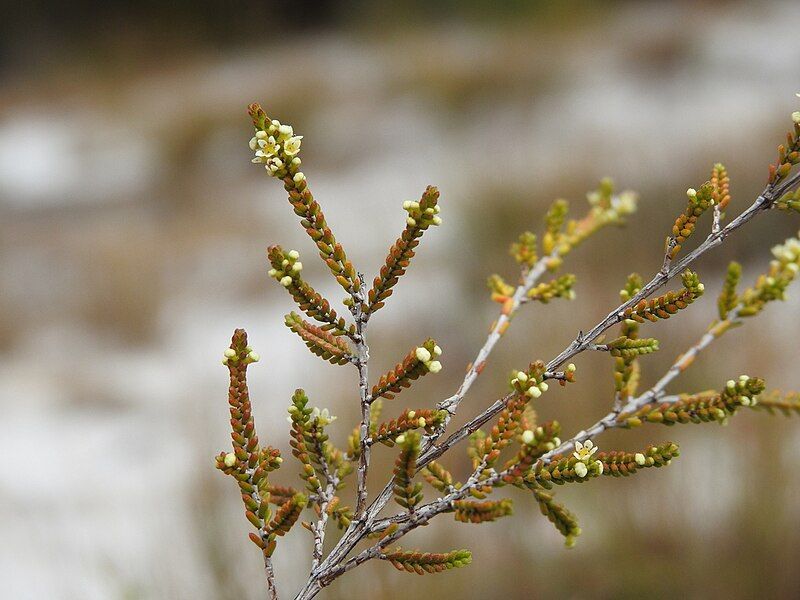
xmin=594 ymin=460 xmax=604 ymax=474
xmin=432 ymin=216 xmax=442 ymax=226
xmin=634 ymin=453 xmax=646 ymax=466
xmin=277 ymin=124 xmax=294 ymax=140
xmin=223 ymin=453 xmax=237 ymax=467
xmin=249 ymin=137 xmax=259 ymax=151
xmin=407 ymin=410 xmax=416 ymax=419
xmin=433 ymin=345 xmax=442 ymax=356
xmin=686 ymin=188 xmax=697 ymax=198
xmin=538 ymin=381 xmax=549 ymax=392
xmin=395 ymin=434 xmax=406 ymax=445
xmin=310 ymin=407 xmax=337 ymax=426
xmin=515 ymin=371 xmax=528 ymax=383
xmin=573 ymin=439 xmax=598 ymax=462
xmin=793 ymin=111 xmax=800 ymax=124
xmin=407 ymin=217 xmax=417 ymax=227
xmin=268 ymin=268 xmax=278 ymax=277
xmin=427 ymin=361 xmax=442 ymax=373
xmin=256 ymin=130 xmax=269 ymax=140
xmin=418 ymin=417 xmax=427 ymax=427
xmin=574 ymin=462 xmax=588 ymax=478
xmin=266 ymin=156 xmax=284 ymax=174
xmin=224 ymin=348 xmax=236 ymax=358
xmin=521 ymin=429 xmax=535 ymax=445
xmin=284 ymin=135 xmax=303 ymax=156
xmin=293 ymin=172 xmax=306 ymax=184
xmin=292 ymin=262 xmax=303 ymax=272
xmin=247 ymin=351 xmax=260 ymax=363
xmin=415 ymin=347 xmax=432 ymax=362
xmin=280 ymin=276 xmax=293 ymax=287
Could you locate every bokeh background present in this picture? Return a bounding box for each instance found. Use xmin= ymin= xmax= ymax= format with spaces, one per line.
xmin=2 ymin=1 xmax=800 ymax=598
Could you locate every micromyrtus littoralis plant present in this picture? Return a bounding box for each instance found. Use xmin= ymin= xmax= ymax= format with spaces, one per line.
xmin=215 ymin=99 xmax=800 ymax=599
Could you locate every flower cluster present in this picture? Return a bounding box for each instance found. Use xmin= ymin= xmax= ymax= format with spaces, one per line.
xmin=402 ymin=194 xmax=442 ymax=229
xmin=571 ymin=440 xmax=603 ymax=478
xmin=370 ymin=340 xmax=442 ymax=400
xmin=249 ymin=120 xmax=304 ymax=179
xmin=509 ymin=361 xmax=553 ymax=399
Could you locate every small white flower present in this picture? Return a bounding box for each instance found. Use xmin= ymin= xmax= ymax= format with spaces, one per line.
xmin=293 ymin=172 xmax=306 ymax=184
xmin=407 ymin=217 xmax=417 ymax=227
xmin=284 ymin=135 xmax=303 ymax=156
xmin=280 ymin=276 xmax=293 ymax=287
xmin=247 ymin=351 xmax=260 ymax=363
xmin=415 ymin=347 xmax=432 ymax=363
xmin=433 ymin=345 xmax=442 ymax=357
xmin=292 ymin=262 xmax=303 ymax=272
xmin=552 ymin=437 xmax=561 ymax=446
xmin=594 ymin=460 xmax=604 ymax=474
xmin=574 ymin=462 xmax=588 ymax=478
xmin=521 ymin=429 xmax=535 ymax=445
xmin=538 ymin=381 xmax=549 ymax=392
xmin=427 ymin=361 xmax=442 ymax=373
xmin=634 ymin=453 xmax=646 ymax=466
xmin=793 ymin=111 xmax=800 ymax=124
xmin=310 ymin=407 xmax=337 ymax=426
xmin=256 ymin=130 xmax=268 ymax=140
xmin=224 ymin=348 xmax=237 ymax=358
xmin=223 ymin=453 xmax=237 ymax=467
xmin=402 ymin=200 xmax=412 ymax=210
xmin=395 ymin=434 xmax=406 ymax=445
xmin=266 ymin=156 xmax=284 ymax=173
xmin=432 ymin=216 xmax=442 ymax=226
xmin=418 ymin=417 xmax=427 ymax=427
xmin=277 ymin=124 xmax=294 ymax=140
xmin=516 ymin=371 xmax=528 ymax=383
xmin=407 ymin=410 xmax=416 ymax=419
xmin=573 ymin=440 xmax=598 ymax=462
xmin=686 ymin=188 xmax=697 ymax=198
xmin=287 ymin=250 xmax=300 ymax=260
xmin=268 ymin=268 xmax=278 ymax=277
xmin=249 ymin=137 xmax=259 ymax=151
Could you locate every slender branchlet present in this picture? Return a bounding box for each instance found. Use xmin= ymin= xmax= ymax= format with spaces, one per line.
xmin=215 ymin=102 xmax=800 ymax=600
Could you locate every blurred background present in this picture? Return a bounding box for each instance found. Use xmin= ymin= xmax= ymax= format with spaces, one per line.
xmin=2 ymin=1 xmax=800 ymax=598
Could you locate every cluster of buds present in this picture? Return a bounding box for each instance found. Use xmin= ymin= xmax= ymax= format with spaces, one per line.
xmin=526 ymin=273 xmax=577 ymax=303
xmin=596 ymin=442 xmax=680 ymax=477
xmin=509 ymin=360 xmax=552 ymax=399
xmin=422 ymin=461 xmax=455 ymax=493
xmin=371 ymin=409 xmax=447 ymax=446
xmin=546 ymin=180 xmax=637 ymax=269
xmin=767 ymin=105 xmax=800 ymax=185
xmin=618 ymin=375 xmax=765 ymax=428
xmin=667 ymin=183 xmax=715 ymax=259
xmin=519 ymin=421 xmax=562 ymax=452
xmin=370 ymin=340 xmax=442 ymax=401
xmin=738 ymin=233 xmax=800 ymax=316
xmin=268 ymin=247 xmax=303 ymax=287
xmin=402 ymin=193 xmax=442 ymax=229
xmin=509 ymin=231 xmax=538 ymax=267
xmin=249 ymin=118 xmax=304 ymax=180
xmin=415 ymin=344 xmax=443 ymax=373
xmin=367 ymin=186 xmax=441 ymax=314
xmin=222 ymin=342 xmax=260 ymax=366
xmin=530 ymin=444 xmax=604 ymax=486
xmin=607 ymin=336 xmax=659 ymax=359
xmin=571 ymin=440 xmax=603 ymax=479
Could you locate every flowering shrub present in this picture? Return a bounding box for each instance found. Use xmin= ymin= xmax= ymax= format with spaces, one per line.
xmin=215 ymin=101 xmax=800 ymax=599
